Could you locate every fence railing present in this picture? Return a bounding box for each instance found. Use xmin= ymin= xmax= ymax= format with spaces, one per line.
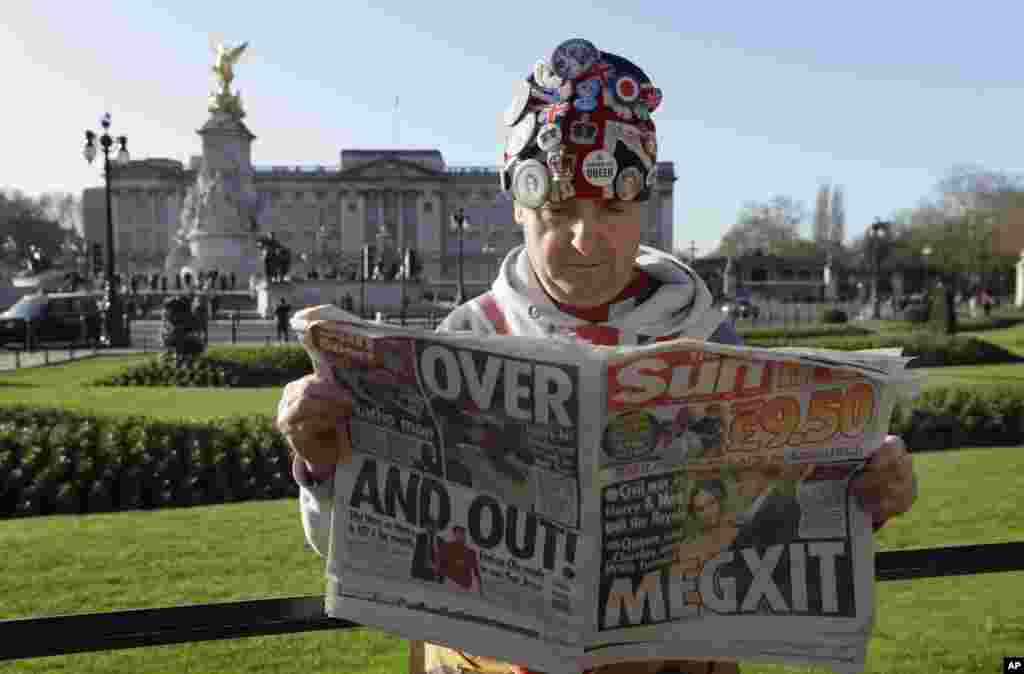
xmin=2 ymin=541 xmax=1021 ymax=662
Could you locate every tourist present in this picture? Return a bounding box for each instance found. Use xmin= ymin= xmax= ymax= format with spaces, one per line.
xmin=274 ymin=297 xmax=292 ymax=343
xmin=276 ymin=39 xmax=919 ymax=674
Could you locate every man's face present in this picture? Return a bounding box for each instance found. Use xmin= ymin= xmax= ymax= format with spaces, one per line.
xmin=691 ymin=489 xmax=722 ymax=529
xmin=515 ymin=198 xmax=647 ymax=309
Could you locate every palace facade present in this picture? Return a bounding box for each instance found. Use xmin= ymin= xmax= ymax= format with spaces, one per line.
xmin=82 ymin=149 xmax=677 ymax=291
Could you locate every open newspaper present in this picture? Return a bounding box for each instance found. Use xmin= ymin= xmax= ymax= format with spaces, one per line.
xmin=293 ymin=311 xmax=916 ymax=674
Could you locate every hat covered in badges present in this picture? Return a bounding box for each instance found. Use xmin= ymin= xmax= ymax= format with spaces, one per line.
xmin=501 ymin=38 xmax=662 ymax=208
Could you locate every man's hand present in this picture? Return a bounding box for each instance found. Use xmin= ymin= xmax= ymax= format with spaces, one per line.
xmin=276 ymin=374 xmax=354 ymax=467
xmin=851 ymin=435 xmax=918 ymax=525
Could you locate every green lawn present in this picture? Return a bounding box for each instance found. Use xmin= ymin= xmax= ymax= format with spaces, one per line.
xmin=0 ymin=355 xmax=282 ymax=421
xmin=915 ymin=362 xmax=1024 ymax=389
xmin=1 ymin=446 xmax=1021 ymax=674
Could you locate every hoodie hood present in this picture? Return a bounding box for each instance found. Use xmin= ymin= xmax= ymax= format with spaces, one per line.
xmin=443 ymin=245 xmax=724 ymax=345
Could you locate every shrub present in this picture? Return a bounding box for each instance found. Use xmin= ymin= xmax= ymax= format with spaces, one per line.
xmin=737 ymin=324 xmax=873 ymax=341
xmin=893 ymin=386 xmax=1024 ymax=451
xmin=903 ymin=303 xmax=930 ymax=324
xmin=820 ymin=308 xmax=848 ymax=324
xmin=0 ymin=406 xmax=295 ymax=518
xmin=93 ymin=346 xmax=313 ymax=388
xmin=955 ymin=314 xmax=1024 ymax=332
xmin=743 ymin=333 xmax=1022 ymax=368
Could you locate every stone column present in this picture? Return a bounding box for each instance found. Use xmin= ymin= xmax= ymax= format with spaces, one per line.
xmin=1016 ymin=251 xmax=1024 ymax=307
xmin=823 ymin=262 xmax=838 ymax=301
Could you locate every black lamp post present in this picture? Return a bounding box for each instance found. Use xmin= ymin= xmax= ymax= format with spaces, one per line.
xmin=83 ymin=113 xmax=130 ymax=347
xmin=868 ymin=218 xmax=891 ymax=320
xmin=922 ymin=245 xmax=933 ymax=294
xmin=452 ymin=207 xmax=469 ymax=305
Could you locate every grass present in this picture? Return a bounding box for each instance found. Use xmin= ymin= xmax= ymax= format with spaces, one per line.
xmin=0 ymin=355 xmax=281 ymax=421
xmin=916 ymin=363 xmax=1024 ymax=389
xmin=1 ymin=446 xmax=1021 ymax=673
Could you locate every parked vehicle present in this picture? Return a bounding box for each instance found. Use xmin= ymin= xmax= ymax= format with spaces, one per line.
xmin=0 ymin=292 xmax=102 ymax=349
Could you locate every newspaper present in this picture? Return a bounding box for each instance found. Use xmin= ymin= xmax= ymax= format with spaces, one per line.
xmin=294 ymin=311 xmax=916 ymax=674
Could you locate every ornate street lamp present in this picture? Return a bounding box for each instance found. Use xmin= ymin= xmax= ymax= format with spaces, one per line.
xmin=451 ymin=208 xmax=470 ymax=305
xmin=868 ymin=218 xmax=891 ymax=320
xmin=83 ymin=113 xmax=131 ymax=347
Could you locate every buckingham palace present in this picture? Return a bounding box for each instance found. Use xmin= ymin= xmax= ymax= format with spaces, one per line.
xmin=82 ymin=148 xmax=677 ymax=296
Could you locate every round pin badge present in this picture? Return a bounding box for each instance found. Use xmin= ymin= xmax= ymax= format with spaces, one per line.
xmin=512 ymin=159 xmax=550 ymax=209
xmin=641 ymin=85 xmax=663 ymax=111
xmin=504 ymin=112 xmax=538 ymax=158
xmin=550 ymin=38 xmax=600 ymax=81
xmin=615 ymin=166 xmax=644 ymax=202
xmin=581 ymin=149 xmax=617 ymax=188
xmin=573 ymin=96 xmax=597 ymax=112
xmin=534 ymin=59 xmax=564 ymax=90
xmin=503 ymin=80 xmax=531 ymax=127
xmin=536 ymin=123 xmax=562 ymax=153
xmin=614 ymin=76 xmax=639 ymax=103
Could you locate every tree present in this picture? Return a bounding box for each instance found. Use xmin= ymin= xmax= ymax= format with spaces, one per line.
xmin=885 ymin=165 xmax=1023 ymax=293
xmin=934 ymin=164 xmax=1023 ymax=215
xmin=0 ymin=189 xmax=65 ymax=265
xmin=41 ymin=192 xmax=83 ymax=234
xmin=716 ymin=195 xmax=807 ymax=257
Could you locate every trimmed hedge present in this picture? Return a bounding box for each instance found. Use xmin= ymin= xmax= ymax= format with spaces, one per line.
xmin=743 ymin=333 xmax=1023 ymax=368
xmin=0 ymin=406 xmax=295 ymax=518
xmin=820 ymin=308 xmax=849 ymax=324
xmin=893 ymin=386 xmax=1024 ymax=451
xmin=93 ymin=346 xmax=313 ymax=388
xmin=737 ymin=324 xmax=874 ymax=341
xmin=956 ymin=314 xmax=1024 ymax=333
xmin=3 ymin=384 xmax=1024 ymax=517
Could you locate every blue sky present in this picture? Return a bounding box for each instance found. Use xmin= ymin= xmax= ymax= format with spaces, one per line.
xmin=4 ymin=1 xmax=1023 ymax=256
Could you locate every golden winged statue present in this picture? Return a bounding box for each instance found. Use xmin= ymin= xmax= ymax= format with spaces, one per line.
xmin=212 ymin=40 xmax=248 ymax=93
xmin=208 ymin=38 xmax=249 ymax=118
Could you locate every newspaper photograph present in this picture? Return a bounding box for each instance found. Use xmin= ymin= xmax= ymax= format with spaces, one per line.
xmin=295 ymin=313 xmax=914 ymax=674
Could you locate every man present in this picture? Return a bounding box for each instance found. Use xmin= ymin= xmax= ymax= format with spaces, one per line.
xmin=274 ymin=297 xmax=291 ymax=343
xmin=192 ymin=293 xmax=210 ymax=345
xmin=731 ymin=466 xmax=801 ymax=550
xmin=277 ymin=39 xmax=918 ymax=674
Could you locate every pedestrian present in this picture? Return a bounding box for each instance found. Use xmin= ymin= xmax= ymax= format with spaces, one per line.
xmin=275 ymin=38 xmax=919 ymax=674
xmin=981 ymin=288 xmax=994 ymax=317
xmin=275 ymin=297 xmax=292 ymax=343
xmin=192 ymin=293 xmax=209 ymax=345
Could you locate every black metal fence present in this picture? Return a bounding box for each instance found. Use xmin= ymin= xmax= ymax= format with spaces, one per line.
xmin=1 ymin=541 xmax=1021 ymax=662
